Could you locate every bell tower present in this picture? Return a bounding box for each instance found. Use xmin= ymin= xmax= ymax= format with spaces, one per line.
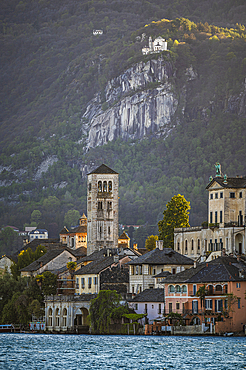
xmin=87 ymin=164 xmax=119 ymax=255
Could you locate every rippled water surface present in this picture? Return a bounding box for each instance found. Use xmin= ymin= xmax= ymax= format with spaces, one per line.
xmin=1 ymin=334 xmax=246 ymax=369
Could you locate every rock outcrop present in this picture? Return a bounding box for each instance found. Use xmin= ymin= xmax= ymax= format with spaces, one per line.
xmin=83 ymin=57 xmax=179 ymax=149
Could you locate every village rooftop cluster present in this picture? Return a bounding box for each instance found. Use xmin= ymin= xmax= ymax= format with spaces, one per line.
xmin=1 ymin=163 xmax=246 ymax=335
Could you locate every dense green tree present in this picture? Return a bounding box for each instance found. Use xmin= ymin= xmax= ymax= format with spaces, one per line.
xmin=145 ymin=235 xmax=158 ymax=251
xmin=64 ymin=210 xmax=80 ymax=228
xmin=36 ymin=271 xmax=57 ymax=296
xmin=89 ymin=290 xmax=121 ymax=333
xmin=11 ymin=245 xmax=47 ymax=279
xmin=158 ymin=194 xmax=190 ymax=248
xmin=31 ymin=210 xmax=42 ymax=224
xmin=0 ymin=227 xmax=22 ymax=255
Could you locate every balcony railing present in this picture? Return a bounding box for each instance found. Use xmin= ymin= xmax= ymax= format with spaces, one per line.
xmin=208 ymin=242 xmax=223 ymax=252
xmin=189 ymin=288 xmax=227 ymax=296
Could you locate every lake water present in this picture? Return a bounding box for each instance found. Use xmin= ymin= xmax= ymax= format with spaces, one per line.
xmin=0 ymin=334 xmax=246 ymax=369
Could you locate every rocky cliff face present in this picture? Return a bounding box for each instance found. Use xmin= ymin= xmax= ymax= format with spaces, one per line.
xmin=83 ymin=57 xmax=179 ymax=149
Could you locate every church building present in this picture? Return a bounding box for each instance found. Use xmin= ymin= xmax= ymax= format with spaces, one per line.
xmin=174 ymin=164 xmax=246 ymax=259
xmin=87 ymin=164 xmax=119 ymax=255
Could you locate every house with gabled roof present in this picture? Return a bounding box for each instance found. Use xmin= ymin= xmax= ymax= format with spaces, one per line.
xmin=20 ymin=247 xmax=78 ymax=277
xmin=128 ymin=241 xmax=193 ymax=294
xmin=128 ymin=288 xmax=164 ymax=322
xmin=174 ymin=164 xmax=246 ymax=259
xmin=162 ymin=255 xmax=246 ymax=333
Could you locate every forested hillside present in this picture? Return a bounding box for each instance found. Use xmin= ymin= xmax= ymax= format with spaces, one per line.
xmin=0 ymin=0 xmax=246 ymax=253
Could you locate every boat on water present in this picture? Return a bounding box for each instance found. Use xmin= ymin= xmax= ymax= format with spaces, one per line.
xmin=223 ymin=332 xmax=233 ymax=337
xmin=0 ymin=324 xmax=15 ymax=333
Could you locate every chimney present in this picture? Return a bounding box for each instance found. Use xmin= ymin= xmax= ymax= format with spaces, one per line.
xmin=156 ymin=240 xmax=163 ymax=250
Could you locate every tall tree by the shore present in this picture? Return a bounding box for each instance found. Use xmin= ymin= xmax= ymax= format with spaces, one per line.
xmin=158 ymin=194 xmax=190 ymax=248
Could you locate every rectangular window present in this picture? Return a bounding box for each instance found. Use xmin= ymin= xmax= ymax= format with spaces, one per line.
xmin=239 ymin=192 xmax=242 ymax=198
xmin=192 ymin=301 xmax=198 ymax=314
xmin=158 ymin=304 xmax=162 ymax=314
xmin=210 ymin=194 xmax=213 ymax=199
xmin=94 ymin=277 xmax=98 ymax=285
xmin=238 ymin=298 xmax=241 ymax=309
xmin=230 ymin=192 xmax=235 ymax=198
xmin=135 ymin=303 xmax=138 ymax=310
xmin=145 ymin=303 xmax=148 ymax=313
xmin=215 ymin=193 xmax=218 ymax=199
xmin=136 ymin=266 xmax=139 ymax=275
xmin=139 ymin=266 xmax=142 ymax=275
xmin=220 ymin=192 xmax=223 ymax=198
xmin=169 ymin=302 xmax=172 ymax=313
xmin=76 ymin=278 xmax=79 ymax=289
xmin=205 ymin=299 xmax=212 ymax=310
xmin=210 ymin=212 xmax=213 ymax=223
xmin=81 ymin=278 xmax=85 ymax=289
xmin=193 ymin=285 xmax=197 ymax=295
xmin=88 ymin=277 xmax=92 ymax=289
xmin=215 ymin=211 xmax=218 ymax=224
xmin=132 ymin=286 xmax=134 ymax=294
xmin=220 ymin=211 xmax=223 ymax=223
xmin=236 ymin=283 xmax=241 ymax=288
xmin=176 ymin=302 xmax=180 ymax=311
xmin=224 ymin=299 xmax=228 ymax=310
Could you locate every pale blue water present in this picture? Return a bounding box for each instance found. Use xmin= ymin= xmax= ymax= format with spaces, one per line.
xmin=0 ymin=334 xmax=246 ymax=369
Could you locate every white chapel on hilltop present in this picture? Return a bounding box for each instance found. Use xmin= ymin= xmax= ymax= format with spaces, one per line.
xmin=142 ymin=36 xmax=168 ymax=55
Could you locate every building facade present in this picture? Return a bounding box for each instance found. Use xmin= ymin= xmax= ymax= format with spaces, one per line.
xmin=129 ymin=242 xmax=193 ymax=294
xmin=162 ymin=256 xmax=246 ymax=333
xmin=60 ymin=214 xmax=87 ymax=250
xmin=174 ymin=165 xmax=246 ymax=259
xmin=142 ymin=36 xmax=168 ymax=55
xmin=87 ymin=164 xmax=119 ymax=255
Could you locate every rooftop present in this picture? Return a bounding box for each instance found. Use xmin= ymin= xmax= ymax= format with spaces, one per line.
xmin=128 ymin=248 xmax=194 ymax=266
xmin=88 ymin=164 xmax=118 ymax=175
xmin=130 ymin=288 xmax=164 ymax=302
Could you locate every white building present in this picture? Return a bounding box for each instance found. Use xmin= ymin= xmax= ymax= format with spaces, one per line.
xmin=128 ymin=288 xmax=164 ymax=322
xmin=128 ymin=241 xmax=193 ymax=294
xmin=142 ymin=36 xmax=167 ymax=55
xmin=29 ymin=228 xmax=48 ymax=241
xmin=174 ymin=164 xmax=246 ymax=260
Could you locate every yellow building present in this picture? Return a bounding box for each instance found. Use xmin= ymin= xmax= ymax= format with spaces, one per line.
xmin=60 ymin=214 xmax=87 ymax=250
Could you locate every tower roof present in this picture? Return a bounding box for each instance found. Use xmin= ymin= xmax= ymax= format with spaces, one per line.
xmin=88 ymin=164 xmax=118 ymax=175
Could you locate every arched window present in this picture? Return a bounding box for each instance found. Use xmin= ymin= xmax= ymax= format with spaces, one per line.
xmin=215 ymin=284 xmax=222 ymax=293
xmin=63 ymin=308 xmax=67 ymax=327
xmin=177 ymin=242 xmax=180 ymax=251
xmin=169 ymin=285 xmax=175 ymax=293
xmin=181 ymin=285 xmax=187 ymax=294
xmin=108 ymin=181 xmax=112 ymax=192
xmin=207 ymin=285 xmax=213 ymax=294
xmin=175 ymin=285 xmax=181 ymax=293
xmin=98 ymin=181 xmax=102 ymax=192
xmin=48 ymin=308 xmax=53 ymax=326
xmin=197 ymin=239 xmax=200 ymax=250
xmin=191 ymin=240 xmax=194 ymax=251
xmin=224 ymin=284 xmax=228 ymax=294
xmin=55 ymin=308 xmax=60 ymax=327
xmin=103 ymin=181 xmax=107 ymax=192
xmin=185 ymin=240 xmax=188 ymax=252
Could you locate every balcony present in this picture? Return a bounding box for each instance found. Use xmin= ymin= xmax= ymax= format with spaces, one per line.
xmin=207 ymin=242 xmax=223 ymax=252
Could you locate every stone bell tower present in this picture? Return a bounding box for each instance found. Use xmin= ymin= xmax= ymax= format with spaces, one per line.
xmin=87 ymin=164 xmax=119 ymax=255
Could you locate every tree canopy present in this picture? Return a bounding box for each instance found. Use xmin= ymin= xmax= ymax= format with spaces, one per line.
xmin=145 ymin=235 xmax=158 ymax=251
xmin=89 ymin=290 xmax=126 ymax=333
xmin=158 ymin=194 xmax=190 ymax=248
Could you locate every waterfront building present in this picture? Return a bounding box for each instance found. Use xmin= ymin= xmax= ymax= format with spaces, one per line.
xmin=162 ymin=255 xmax=246 ymax=333
xmin=87 ymin=164 xmax=119 ymax=255
xmin=44 ymin=294 xmax=97 ymax=333
xmin=174 ymin=164 xmax=246 ymax=259
xmin=128 ymin=288 xmax=164 ymax=322
xmin=128 ymin=241 xmax=193 ymax=294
